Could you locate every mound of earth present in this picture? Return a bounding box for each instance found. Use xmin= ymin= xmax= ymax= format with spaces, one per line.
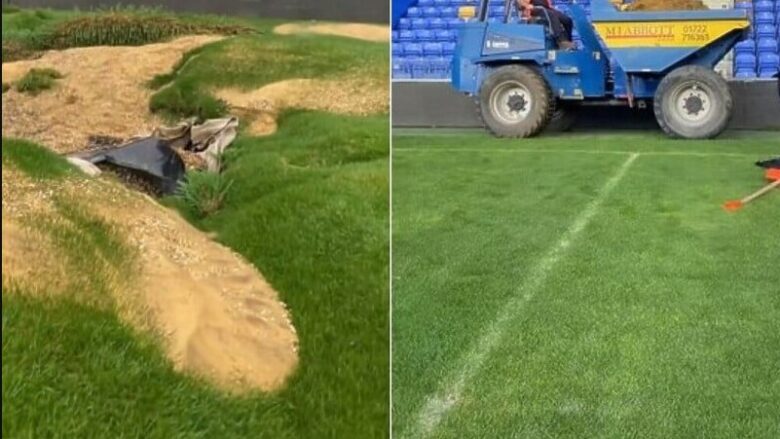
xmin=625 ymin=0 xmax=707 ymax=11
xmin=215 ymin=77 xmax=389 ymax=135
xmin=2 ymin=167 xmax=298 ymax=393
xmin=274 ymin=22 xmax=388 ymax=42
xmin=1 ymin=35 xmax=224 ymax=154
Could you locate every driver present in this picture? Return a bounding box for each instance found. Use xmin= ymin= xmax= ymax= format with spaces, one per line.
xmin=516 ymin=0 xmax=574 ymax=50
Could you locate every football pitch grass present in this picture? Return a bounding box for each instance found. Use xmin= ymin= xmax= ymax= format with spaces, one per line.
xmin=392 ymin=130 xmax=780 ymax=439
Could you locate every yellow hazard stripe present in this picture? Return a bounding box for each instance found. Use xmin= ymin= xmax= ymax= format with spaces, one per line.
xmin=592 ymin=19 xmax=749 ymax=48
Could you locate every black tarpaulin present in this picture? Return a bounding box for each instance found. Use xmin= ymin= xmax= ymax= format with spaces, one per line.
xmin=79 ymin=137 xmax=185 ymax=195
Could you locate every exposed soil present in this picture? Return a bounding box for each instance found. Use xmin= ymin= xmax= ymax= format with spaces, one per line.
xmin=1 ymin=35 xmax=224 ymax=154
xmin=274 ymin=22 xmax=388 ymax=42
xmin=625 ymin=0 xmax=707 ymax=11
xmin=215 ymin=77 xmax=389 ymax=135
xmin=2 ymin=167 xmax=298 ymax=393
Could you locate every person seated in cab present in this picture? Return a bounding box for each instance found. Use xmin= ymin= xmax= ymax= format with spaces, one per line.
xmin=516 ymin=0 xmax=574 ymax=49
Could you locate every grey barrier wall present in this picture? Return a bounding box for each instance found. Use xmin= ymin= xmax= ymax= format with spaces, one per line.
xmin=9 ymin=0 xmax=388 ymax=23
xmin=392 ymin=80 xmax=780 ymax=130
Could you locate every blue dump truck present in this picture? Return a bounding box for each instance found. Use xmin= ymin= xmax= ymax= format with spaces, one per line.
xmin=451 ymin=0 xmax=751 ymax=138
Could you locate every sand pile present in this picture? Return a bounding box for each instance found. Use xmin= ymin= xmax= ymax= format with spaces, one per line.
xmin=625 ymin=0 xmax=708 ymax=11
xmin=2 ymin=166 xmax=298 ymax=393
xmin=274 ymin=22 xmax=389 ymax=42
xmin=1 ymin=35 xmax=224 ymax=154
xmin=215 ymin=77 xmax=389 ymax=135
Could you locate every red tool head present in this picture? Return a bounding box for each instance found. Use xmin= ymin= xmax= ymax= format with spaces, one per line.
xmin=767 ymin=168 xmax=780 ymax=182
xmin=723 ymin=200 xmax=743 ymax=212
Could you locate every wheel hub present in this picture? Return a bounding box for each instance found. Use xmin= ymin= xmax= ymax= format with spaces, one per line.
xmin=507 ymin=93 xmax=527 ymax=113
xmin=683 ymin=94 xmax=704 ymax=116
xmin=673 ymin=83 xmax=711 ymax=123
xmin=490 ymin=81 xmax=532 ymax=124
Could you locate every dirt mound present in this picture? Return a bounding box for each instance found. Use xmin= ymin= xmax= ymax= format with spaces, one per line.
xmin=1 ymin=35 xmax=223 ymax=154
xmin=2 ymin=167 xmax=298 ymax=393
xmin=625 ymin=0 xmax=707 ymax=11
xmin=215 ymin=77 xmax=388 ymax=135
xmin=274 ymin=22 xmax=388 ymax=42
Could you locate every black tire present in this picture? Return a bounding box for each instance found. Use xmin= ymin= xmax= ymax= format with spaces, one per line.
xmin=653 ymin=65 xmax=732 ymax=139
xmin=477 ymin=65 xmax=552 ymax=138
xmin=544 ymin=102 xmax=578 ymax=133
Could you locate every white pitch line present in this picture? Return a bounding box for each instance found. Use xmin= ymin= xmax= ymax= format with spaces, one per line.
xmin=403 ymin=153 xmax=640 ymax=439
xmin=394 ymin=147 xmax=766 ymax=158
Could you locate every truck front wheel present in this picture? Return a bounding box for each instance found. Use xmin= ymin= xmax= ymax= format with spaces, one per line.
xmin=654 ymin=65 xmax=732 ymax=139
xmin=478 ymin=65 xmax=552 ymax=138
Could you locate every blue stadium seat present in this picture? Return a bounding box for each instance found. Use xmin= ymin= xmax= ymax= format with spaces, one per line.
xmin=404 ymin=42 xmax=423 ymax=57
xmin=434 ymin=0 xmax=451 ymax=6
xmin=398 ymin=18 xmax=411 ymax=30
xmin=735 ymin=52 xmax=757 ymax=70
xmin=443 ymin=41 xmax=457 ymax=56
xmin=734 ymin=1 xmax=751 ymax=10
xmin=423 ymin=7 xmax=440 ymax=18
xmin=734 ymin=38 xmax=756 ymax=54
xmin=489 ymin=5 xmax=504 ymax=17
xmin=754 ymin=0 xmax=774 ymax=13
xmin=758 ymin=53 xmax=779 ymax=77
xmin=755 ymin=12 xmax=774 ymax=25
xmin=415 ymin=29 xmax=436 ymax=41
xmin=411 ymin=58 xmax=431 ymax=79
xmin=757 ymin=37 xmax=778 ymax=54
xmin=418 ymin=0 xmax=435 ymax=6
xmin=398 ymin=30 xmax=415 ymax=42
xmin=756 ymin=24 xmax=776 ymax=39
xmin=431 ymin=57 xmax=452 ymax=78
xmin=735 ymin=69 xmax=756 ymax=78
xmin=423 ymin=42 xmax=444 ymax=58
xmin=429 ymin=17 xmax=447 ymax=29
xmin=436 ymin=29 xmax=457 ymax=41
xmin=392 ymin=61 xmax=412 ymax=80
xmin=407 ymin=7 xmax=421 ymax=18
xmin=411 ymin=18 xmax=428 ymax=29
xmin=393 ymin=43 xmax=404 ymax=57
xmin=447 ymin=18 xmax=465 ymax=29
xmin=441 ymin=6 xmax=457 ymax=17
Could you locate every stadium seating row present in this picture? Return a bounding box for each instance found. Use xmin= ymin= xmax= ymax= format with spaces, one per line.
xmin=393 ymin=0 xmax=780 ymax=79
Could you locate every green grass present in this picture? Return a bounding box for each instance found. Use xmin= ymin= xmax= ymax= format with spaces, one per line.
xmin=149 ymin=30 xmax=386 ymax=120
xmin=1 ymin=138 xmax=74 ymax=179
xmin=3 ymin=111 xmax=389 ymax=438
xmin=1 ymin=6 xmax=255 ymax=62
xmin=14 ymin=67 xmax=63 ymax=95
xmin=392 ymin=130 xmax=780 ymax=438
xmin=3 ymin=9 xmax=389 ymax=436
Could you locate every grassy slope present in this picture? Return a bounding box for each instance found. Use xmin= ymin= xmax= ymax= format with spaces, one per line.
xmin=148 ymin=26 xmax=386 ymax=120
xmin=3 ymin=113 xmax=388 ymax=439
xmin=3 ymin=10 xmax=389 ymax=439
xmin=393 ymin=131 xmax=780 ymax=438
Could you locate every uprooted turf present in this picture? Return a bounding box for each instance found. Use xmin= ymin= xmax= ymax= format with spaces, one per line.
xmin=3 ymin=111 xmax=388 ymax=438
xmin=392 ymin=130 xmax=780 ymax=439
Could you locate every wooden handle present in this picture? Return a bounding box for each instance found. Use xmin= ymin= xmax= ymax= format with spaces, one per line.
xmin=741 ymin=179 xmax=780 ymax=204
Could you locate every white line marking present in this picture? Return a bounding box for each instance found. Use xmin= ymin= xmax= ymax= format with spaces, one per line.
xmin=394 ymin=147 xmax=765 ymax=158
xmin=403 ymin=153 xmax=640 ymax=439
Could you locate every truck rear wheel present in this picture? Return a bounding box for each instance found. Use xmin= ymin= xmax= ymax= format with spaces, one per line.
xmin=654 ymin=65 xmax=732 ymax=139
xmin=545 ymin=102 xmax=578 ymax=133
xmin=478 ymin=65 xmax=552 ymax=138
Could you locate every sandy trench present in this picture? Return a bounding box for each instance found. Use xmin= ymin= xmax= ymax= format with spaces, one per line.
xmin=273 ymin=22 xmax=389 ymax=43
xmin=1 ymin=23 xmax=387 ymax=391
xmin=2 ymin=167 xmax=299 ymax=393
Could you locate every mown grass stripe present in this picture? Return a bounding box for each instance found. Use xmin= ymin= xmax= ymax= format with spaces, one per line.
xmin=394 ymin=148 xmax=765 ymax=158
xmin=404 ymin=153 xmax=640 ymax=439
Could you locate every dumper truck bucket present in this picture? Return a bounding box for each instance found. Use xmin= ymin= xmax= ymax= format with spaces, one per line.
xmin=588 ymin=0 xmax=750 ymax=73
